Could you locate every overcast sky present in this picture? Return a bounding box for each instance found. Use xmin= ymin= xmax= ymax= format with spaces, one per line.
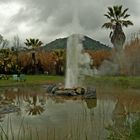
xmin=0 ymin=0 xmax=139 ymax=46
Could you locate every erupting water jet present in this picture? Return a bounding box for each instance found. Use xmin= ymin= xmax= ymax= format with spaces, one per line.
xmin=46 ymin=34 xmax=96 ymax=99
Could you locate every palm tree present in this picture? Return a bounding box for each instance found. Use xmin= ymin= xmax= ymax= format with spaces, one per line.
xmin=24 ymin=38 xmax=43 ymax=49
xmin=102 ymin=5 xmax=133 ymax=52
xmin=24 ymin=38 xmax=43 ymax=74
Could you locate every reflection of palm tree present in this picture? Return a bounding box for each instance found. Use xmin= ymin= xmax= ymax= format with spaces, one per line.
xmin=108 ymin=98 xmax=128 ymax=139
xmin=107 ymin=96 xmax=140 ymax=139
xmin=27 ymin=95 xmax=44 ymax=116
xmin=3 ymin=89 xmax=16 ymax=103
xmin=113 ymin=98 xmax=126 ymax=123
xmin=28 ymin=105 xmax=44 ymax=115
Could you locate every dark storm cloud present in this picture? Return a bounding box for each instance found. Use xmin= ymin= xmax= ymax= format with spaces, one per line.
xmin=0 ymin=0 xmax=140 ymax=44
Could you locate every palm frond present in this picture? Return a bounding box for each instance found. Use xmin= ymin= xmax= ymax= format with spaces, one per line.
xmin=123 ymin=14 xmax=130 ymax=19
xmin=121 ymin=8 xmax=129 ymax=17
xmin=102 ymin=22 xmax=114 ymax=29
xmin=104 ymin=14 xmax=111 ymax=19
xmin=36 ymin=39 xmax=39 ymax=44
xmin=109 ymin=31 xmax=113 ymax=38
xmin=122 ymin=20 xmax=133 ymax=27
xmin=113 ymin=5 xmax=122 ymax=19
xmin=25 ymin=39 xmax=32 ymax=47
xmin=26 ymin=39 xmax=30 ymax=43
xmin=30 ymin=39 xmax=35 ymax=45
xmin=108 ymin=7 xmax=115 ymax=18
xmin=38 ymin=41 xmax=43 ymax=46
xmin=119 ymin=5 xmax=122 ymax=12
xmin=113 ymin=5 xmax=118 ymax=13
xmin=111 ymin=19 xmax=117 ymax=23
xmin=25 ymin=38 xmax=43 ymax=49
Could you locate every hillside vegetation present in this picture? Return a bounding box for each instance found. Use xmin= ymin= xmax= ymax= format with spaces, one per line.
xmin=43 ymin=35 xmax=110 ymax=50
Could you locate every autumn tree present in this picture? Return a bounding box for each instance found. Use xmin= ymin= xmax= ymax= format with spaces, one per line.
xmin=88 ymin=50 xmax=111 ymax=68
xmin=124 ymin=36 xmax=140 ymax=75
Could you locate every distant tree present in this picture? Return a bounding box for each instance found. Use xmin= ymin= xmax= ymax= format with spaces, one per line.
xmin=0 ymin=34 xmax=3 ymax=44
xmin=25 ymin=38 xmax=43 ymax=49
xmin=102 ymin=5 xmax=133 ymax=51
xmin=12 ymin=36 xmax=22 ymax=70
xmin=0 ymin=48 xmax=12 ymax=75
xmin=0 ymin=36 xmax=10 ymax=75
xmin=54 ymin=49 xmax=65 ymax=75
xmin=88 ymin=50 xmax=111 ymax=68
xmin=124 ymin=37 xmax=140 ymax=75
xmin=37 ymin=51 xmax=57 ymax=75
xmin=0 ymin=35 xmax=9 ymax=49
xmin=24 ymin=38 xmax=43 ymax=74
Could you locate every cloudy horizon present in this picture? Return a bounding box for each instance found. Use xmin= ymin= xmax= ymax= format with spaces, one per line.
xmin=0 ymin=0 xmax=139 ymax=46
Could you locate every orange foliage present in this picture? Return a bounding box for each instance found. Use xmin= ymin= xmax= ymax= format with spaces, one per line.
xmin=125 ymin=37 xmax=140 ymax=54
xmin=38 ymin=51 xmax=57 ymax=73
xmin=87 ymin=50 xmax=111 ymax=68
xmin=17 ymin=50 xmax=111 ymax=74
xmin=124 ymin=37 xmax=140 ymax=75
xmin=18 ymin=52 xmax=31 ymax=67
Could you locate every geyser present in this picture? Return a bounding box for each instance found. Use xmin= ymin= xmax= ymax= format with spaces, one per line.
xmin=65 ymin=34 xmax=92 ymax=88
xmin=46 ymin=34 xmax=96 ymax=99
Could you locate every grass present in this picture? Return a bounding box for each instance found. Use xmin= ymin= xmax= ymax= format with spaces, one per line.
xmin=85 ymin=76 xmax=140 ymax=89
xmin=0 ymin=75 xmax=140 ymax=89
xmin=107 ymin=117 xmax=140 ymax=140
xmin=0 ymin=117 xmax=59 ymax=140
xmin=129 ymin=118 xmax=140 ymax=140
xmin=0 ymin=75 xmax=64 ymax=87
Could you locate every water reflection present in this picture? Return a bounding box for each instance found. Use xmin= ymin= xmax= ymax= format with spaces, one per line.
xmin=0 ymin=87 xmax=139 ymax=140
xmin=25 ymin=95 xmax=45 ymax=115
xmin=107 ymin=94 xmax=140 ymax=139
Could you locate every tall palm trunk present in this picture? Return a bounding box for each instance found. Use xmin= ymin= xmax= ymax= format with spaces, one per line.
xmin=111 ymin=23 xmax=126 ymax=75
xmin=111 ymin=23 xmax=126 ymax=52
xmin=31 ymin=50 xmax=36 ymax=74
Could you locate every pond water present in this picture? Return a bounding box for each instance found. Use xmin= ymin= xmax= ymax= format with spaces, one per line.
xmin=0 ymin=86 xmax=140 ymax=140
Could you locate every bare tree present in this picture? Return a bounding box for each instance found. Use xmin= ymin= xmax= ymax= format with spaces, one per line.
xmin=12 ymin=35 xmax=21 ymax=65
xmin=0 ymin=35 xmax=9 ymax=49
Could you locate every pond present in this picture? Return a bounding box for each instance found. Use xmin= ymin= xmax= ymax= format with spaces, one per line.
xmin=0 ymin=86 xmax=140 ymax=140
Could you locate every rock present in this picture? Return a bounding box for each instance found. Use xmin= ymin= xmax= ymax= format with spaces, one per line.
xmin=46 ymin=84 xmax=96 ymax=99
xmin=84 ymin=88 xmax=96 ymax=99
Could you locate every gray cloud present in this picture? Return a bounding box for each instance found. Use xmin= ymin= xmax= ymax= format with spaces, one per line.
xmin=0 ymin=0 xmax=139 ymax=45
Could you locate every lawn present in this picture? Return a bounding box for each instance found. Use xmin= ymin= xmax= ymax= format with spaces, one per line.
xmin=85 ymin=76 xmax=140 ymax=89
xmin=0 ymin=75 xmax=64 ymax=87
xmin=0 ymin=75 xmax=140 ymax=89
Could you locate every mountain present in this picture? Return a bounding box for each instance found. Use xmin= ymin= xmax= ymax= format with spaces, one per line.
xmin=43 ymin=35 xmax=110 ymax=51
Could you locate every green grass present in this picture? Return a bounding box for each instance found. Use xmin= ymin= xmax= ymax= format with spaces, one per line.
xmin=0 ymin=75 xmax=64 ymax=87
xmin=0 ymin=75 xmax=140 ymax=89
xmin=107 ymin=118 xmax=140 ymax=140
xmin=85 ymin=76 xmax=140 ymax=89
xmin=129 ymin=118 xmax=140 ymax=140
